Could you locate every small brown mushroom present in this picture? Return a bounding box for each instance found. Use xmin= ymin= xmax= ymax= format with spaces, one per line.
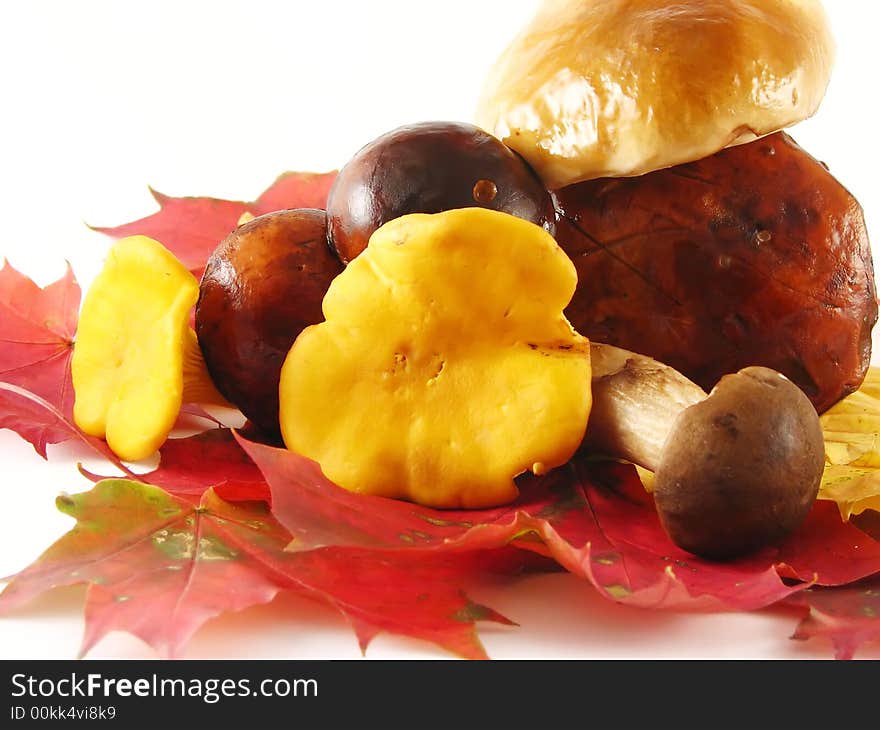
xmin=584 ymin=344 xmax=825 ymax=559
xmin=195 ymin=208 xmax=343 ymax=437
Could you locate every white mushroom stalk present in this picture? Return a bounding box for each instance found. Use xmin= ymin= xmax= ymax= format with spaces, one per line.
xmin=584 ymin=343 xmax=706 ymax=472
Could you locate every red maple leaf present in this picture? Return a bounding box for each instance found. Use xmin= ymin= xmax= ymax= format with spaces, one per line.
xmin=0 ymin=263 xmax=78 ymax=411
xmin=0 ymin=263 xmax=81 ymax=454
xmin=239 ymin=437 xmax=880 ymax=613
xmin=520 ymin=461 xmax=880 ymax=610
xmin=91 ymin=171 xmax=337 ymax=277
xmin=0 ymin=383 xmax=134 ymax=474
xmin=82 ymin=429 xmax=270 ymax=504
xmin=784 ymin=511 xmax=880 ymax=658
xmin=787 ymin=576 xmax=880 ymax=659
xmin=0 ymin=479 xmax=528 ymax=659
xmin=236 ymin=433 xmax=541 ymax=550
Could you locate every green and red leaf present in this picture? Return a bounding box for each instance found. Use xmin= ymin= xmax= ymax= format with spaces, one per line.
xmin=0 ymin=479 xmax=522 ymax=659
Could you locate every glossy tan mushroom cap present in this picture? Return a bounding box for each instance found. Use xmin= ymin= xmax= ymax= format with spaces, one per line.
xmin=476 ymin=0 xmax=834 ymax=188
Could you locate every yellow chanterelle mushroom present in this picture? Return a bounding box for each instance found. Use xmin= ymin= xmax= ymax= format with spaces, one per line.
xmin=72 ymin=235 xmax=226 ymax=461
xmin=278 ymin=208 xmax=592 ymax=509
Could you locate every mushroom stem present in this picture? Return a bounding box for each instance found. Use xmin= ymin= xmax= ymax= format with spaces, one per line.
xmin=182 ymin=328 xmax=232 ymax=407
xmin=584 ymin=343 xmax=706 ymax=471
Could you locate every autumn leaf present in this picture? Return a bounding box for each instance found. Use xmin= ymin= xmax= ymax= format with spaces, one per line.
xmin=82 ymin=429 xmax=269 ymax=504
xmin=819 ymin=366 xmax=880 ymax=519
xmin=787 ymin=575 xmax=880 ymax=660
xmin=0 ymin=479 xmax=522 ymax=659
xmin=0 ymin=383 xmax=79 ymax=459
xmin=239 ymin=435 xmax=880 ymax=612
xmin=785 ymin=506 xmax=880 ymax=658
xmin=0 ymin=383 xmax=134 ymax=475
xmin=529 ymin=460 xmax=880 ymax=611
xmin=288 ymin=546 xmax=531 ymax=658
xmin=236 ymin=433 xmax=546 ymax=551
xmin=92 ymin=171 xmax=337 ymax=277
xmin=251 ymin=171 xmax=338 ymax=214
xmin=0 ymin=262 xmax=79 ymax=445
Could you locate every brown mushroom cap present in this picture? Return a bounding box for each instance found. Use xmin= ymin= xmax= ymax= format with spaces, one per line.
xmin=476 ymin=0 xmax=834 ymax=188
xmin=196 ymin=209 xmax=343 ymax=436
xmin=653 ymin=366 xmax=824 ymax=559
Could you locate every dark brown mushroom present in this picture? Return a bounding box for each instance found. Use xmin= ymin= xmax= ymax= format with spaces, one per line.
xmin=195 ymin=208 xmax=343 ymax=437
xmin=584 ymin=344 xmax=825 ymax=559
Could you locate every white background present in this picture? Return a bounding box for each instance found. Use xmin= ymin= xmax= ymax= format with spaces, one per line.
xmin=0 ymin=0 xmax=878 ymax=659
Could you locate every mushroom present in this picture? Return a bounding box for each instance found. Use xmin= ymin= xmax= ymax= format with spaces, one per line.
xmin=72 ymin=235 xmax=227 ymax=461
xmin=195 ymin=208 xmax=344 ymax=437
xmin=476 ymin=0 xmax=834 ymax=188
xmin=278 ymin=208 xmax=591 ymax=509
xmin=584 ymin=343 xmax=825 ymax=559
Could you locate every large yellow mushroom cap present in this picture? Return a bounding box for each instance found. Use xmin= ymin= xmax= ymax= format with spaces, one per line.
xmin=72 ymin=235 xmax=218 ymax=461
xmin=279 ymin=208 xmax=592 ymax=509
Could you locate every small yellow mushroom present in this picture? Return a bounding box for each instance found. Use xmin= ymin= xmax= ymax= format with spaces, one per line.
xmin=279 ymin=208 xmax=592 ymax=509
xmin=72 ymin=235 xmax=226 ymax=461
